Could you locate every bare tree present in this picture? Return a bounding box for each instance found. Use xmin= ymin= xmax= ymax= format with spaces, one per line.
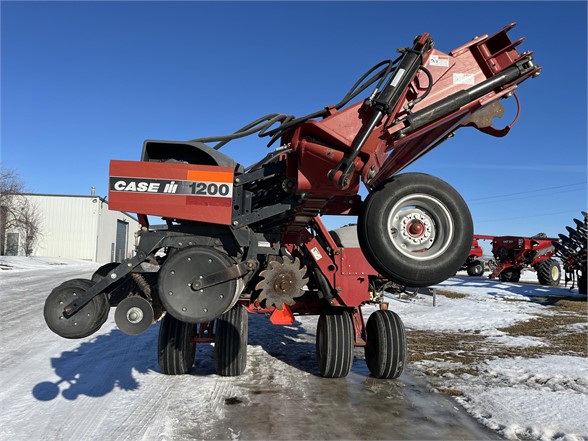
xmin=1 ymin=165 xmax=25 ymax=225
xmin=0 ymin=164 xmax=42 ymax=256
xmin=17 ymin=199 xmax=43 ymax=256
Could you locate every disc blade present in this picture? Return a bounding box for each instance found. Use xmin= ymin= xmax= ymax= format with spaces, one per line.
xmin=115 ymin=296 xmax=154 ymax=336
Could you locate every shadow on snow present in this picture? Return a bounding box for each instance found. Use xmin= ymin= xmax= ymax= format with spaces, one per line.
xmin=32 ymin=313 xmax=325 ymax=402
xmin=32 ymin=326 xmax=159 ymax=401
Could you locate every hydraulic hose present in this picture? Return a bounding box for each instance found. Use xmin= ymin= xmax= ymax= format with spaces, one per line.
xmin=189 ymin=57 xmax=401 ymax=149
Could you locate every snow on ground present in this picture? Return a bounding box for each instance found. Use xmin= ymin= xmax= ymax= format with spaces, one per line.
xmin=0 ymin=257 xmax=586 ymax=440
xmin=383 ymin=272 xmax=588 ymax=441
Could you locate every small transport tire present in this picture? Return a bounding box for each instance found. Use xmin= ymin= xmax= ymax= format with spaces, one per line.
xmin=158 ymin=313 xmax=197 ymax=375
xmin=358 ymin=173 xmax=473 ymax=287
xmin=499 ymin=268 xmax=521 ymax=283
xmin=365 ymin=310 xmax=407 ymax=379
xmin=214 ymin=304 xmax=248 ymax=377
xmin=316 ymin=309 xmax=354 ymax=378
xmin=467 ymin=260 xmax=484 ymax=277
xmin=535 ymin=258 xmax=561 ymax=286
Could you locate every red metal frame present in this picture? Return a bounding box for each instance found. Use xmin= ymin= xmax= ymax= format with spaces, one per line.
xmin=276 ymin=24 xmax=539 ymax=238
xmin=242 ymin=217 xmax=381 ymax=346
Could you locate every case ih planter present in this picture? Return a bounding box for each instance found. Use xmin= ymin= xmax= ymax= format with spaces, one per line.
xmin=44 ymin=24 xmax=540 ymax=379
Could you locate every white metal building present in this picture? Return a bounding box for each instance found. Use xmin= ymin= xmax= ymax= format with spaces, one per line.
xmin=4 ymin=194 xmax=140 ymax=263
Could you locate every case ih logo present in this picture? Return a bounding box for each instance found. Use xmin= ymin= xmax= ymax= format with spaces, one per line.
xmin=110 ymin=174 xmax=233 ymax=198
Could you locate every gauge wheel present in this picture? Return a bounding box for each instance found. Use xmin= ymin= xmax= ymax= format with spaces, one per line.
xmin=43 ymin=278 xmax=109 ymax=339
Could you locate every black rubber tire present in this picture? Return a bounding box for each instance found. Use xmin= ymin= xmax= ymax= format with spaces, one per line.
xmin=358 ymin=173 xmax=473 ymax=287
xmin=467 ymin=260 xmax=484 ymax=277
xmin=578 ymin=272 xmax=587 ymax=295
xmin=158 ymin=313 xmax=196 ymax=375
xmin=214 ymin=304 xmax=248 ymax=376
xmin=365 ymin=310 xmax=407 ymax=379
xmin=316 ymin=309 xmax=354 ymax=378
xmin=499 ymin=268 xmax=521 ymax=283
xmin=44 ymin=279 xmax=110 ymax=339
xmin=535 ymin=259 xmax=561 ymax=286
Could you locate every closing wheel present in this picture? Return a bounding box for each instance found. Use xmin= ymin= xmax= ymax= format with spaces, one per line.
xmin=358 ymin=173 xmax=473 ymax=287
xmin=158 ymin=313 xmax=197 ymax=375
xmin=316 ymin=309 xmax=354 ymax=378
xmin=365 ymin=310 xmax=407 ymax=379
xmin=115 ymin=296 xmax=154 ymax=336
xmin=535 ymin=258 xmax=561 ymax=286
xmin=214 ymin=304 xmax=248 ymax=376
xmin=44 ymin=279 xmax=109 ymax=339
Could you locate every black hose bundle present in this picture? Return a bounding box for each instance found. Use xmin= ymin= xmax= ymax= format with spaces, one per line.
xmin=190 ymin=58 xmax=402 ymax=150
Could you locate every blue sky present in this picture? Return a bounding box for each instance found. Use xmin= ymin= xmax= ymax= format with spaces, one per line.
xmin=2 ymin=1 xmax=587 ymax=245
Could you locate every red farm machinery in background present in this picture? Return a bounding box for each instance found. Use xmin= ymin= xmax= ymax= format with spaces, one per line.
xmin=460 ymin=238 xmax=485 ymax=276
xmin=44 ymin=24 xmax=541 ymax=380
xmin=553 ymin=211 xmax=587 ymax=295
xmin=474 ymin=233 xmax=562 ymax=286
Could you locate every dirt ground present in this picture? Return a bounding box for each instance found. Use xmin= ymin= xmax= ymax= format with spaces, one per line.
xmin=406 ymin=291 xmax=587 ymax=395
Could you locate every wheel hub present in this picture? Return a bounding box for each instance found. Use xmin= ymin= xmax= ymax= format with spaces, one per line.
xmin=127 ymin=307 xmax=143 ymax=323
xmin=115 ymin=296 xmax=154 ymax=335
xmin=393 ymin=209 xmax=436 ymax=252
xmin=386 ymin=194 xmax=454 ymax=261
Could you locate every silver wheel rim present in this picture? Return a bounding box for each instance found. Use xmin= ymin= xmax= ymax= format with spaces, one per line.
xmin=552 ymin=265 xmax=560 ymax=280
xmin=386 ymin=194 xmax=454 ymax=261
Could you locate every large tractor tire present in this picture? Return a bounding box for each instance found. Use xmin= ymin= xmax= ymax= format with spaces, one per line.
xmin=365 ymin=310 xmax=407 ymax=379
xmin=158 ymin=313 xmax=197 ymax=375
xmin=535 ymin=259 xmax=561 ymax=286
xmin=214 ymin=304 xmax=248 ymax=377
xmin=358 ymin=173 xmax=473 ymax=287
xmin=316 ymin=309 xmax=354 ymax=378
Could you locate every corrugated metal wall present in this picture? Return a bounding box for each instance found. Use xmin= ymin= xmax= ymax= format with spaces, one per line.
xmin=96 ymin=200 xmax=140 ymax=263
xmin=23 ymin=194 xmax=140 ymax=263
